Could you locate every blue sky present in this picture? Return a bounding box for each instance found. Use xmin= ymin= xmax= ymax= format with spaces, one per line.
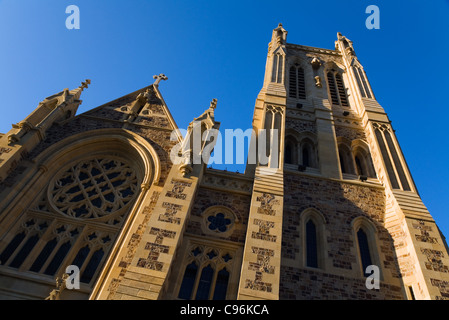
xmin=0 ymin=1 xmax=448 ymax=237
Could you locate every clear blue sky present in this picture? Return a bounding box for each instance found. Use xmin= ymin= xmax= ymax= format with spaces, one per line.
xmin=0 ymin=1 xmax=448 ymax=237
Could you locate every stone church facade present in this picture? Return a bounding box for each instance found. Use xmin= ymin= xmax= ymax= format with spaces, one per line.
xmin=0 ymin=24 xmax=448 ymax=300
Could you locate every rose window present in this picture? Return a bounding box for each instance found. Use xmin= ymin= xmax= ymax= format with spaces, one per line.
xmin=50 ymin=158 xmax=138 ymax=219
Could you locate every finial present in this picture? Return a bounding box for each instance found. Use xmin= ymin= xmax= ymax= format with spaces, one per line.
xmin=209 ymin=98 xmax=217 ymax=110
xmin=278 ymin=23 xmax=283 ymax=27
xmin=80 ymin=79 xmax=91 ymax=90
xmin=153 ymin=74 xmax=168 ymax=86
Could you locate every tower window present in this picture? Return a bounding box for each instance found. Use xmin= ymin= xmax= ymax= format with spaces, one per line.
xmin=383 ymin=130 xmax=411 ymax=191
xmin=301 ymin=209 xmax=326 ymax=270
xmin=271 ymin=53 xmax=284 ymax=84
xmin=355 ymin=155 xmax=364 ymax=176
xmin=327 ymin=71 xmax=340 ymax=105
xmin=262 ymin=106 xmax=283 ymax=169
xmin=284 ymin=136 xmax=298 ymax=165
xmin=326 ymin=70 xmax=349 ymax=107
xmin=338 ymin=144 xmax=355 ymax=175
xmin=357 ymin=228 xmax=373 ymax=275
xmin=285 ymin=143 xmax=293 ymax=164
xmin=302 ymin=146 xmax=310 ymax=167
xmin=335 ymin=73 xmax=349 ymax=107
xmin=306 ymin=220 xmax=318 ymax=268
xmin=289 ymin=65 xmax=306 ymax=99
xmin=375 ymin=128 xmax=400 ymax=189
xmin=354 ymin=67 xmax=372 ymax=99
xmin=300 ymin=139 xmax=317 ymax=169
xmin=340 ymin=151 xmax=347 ymax=173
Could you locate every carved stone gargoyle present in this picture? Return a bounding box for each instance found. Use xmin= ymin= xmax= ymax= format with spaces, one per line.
xmin=311 ymin=57 xmax=321 ymax=70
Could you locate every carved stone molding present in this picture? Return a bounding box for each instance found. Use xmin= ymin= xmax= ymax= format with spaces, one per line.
xmin=201 ymin=172 xmax=253 ymax=195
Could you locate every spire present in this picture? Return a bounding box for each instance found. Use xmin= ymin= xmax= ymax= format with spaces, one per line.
xmin=69 ymin=79 xmax=91 ymax=101
xmin=335 ymin=32 xmax=356 ymax=57
xmin=178 ymin=98 xmax=220 ymax=177
xmin=6 ymin=79 xmax=91 ymax=145
xmin=208 ymin=98 xmax=217 ymax=114
xmin=271 ymin=23 xmax=288 ymax=47
xmin=192 ymin=98 xmax=218 ymax=125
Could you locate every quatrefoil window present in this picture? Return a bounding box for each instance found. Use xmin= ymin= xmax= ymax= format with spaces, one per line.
xmin=50 ymin=158 xmax=138 ymax=219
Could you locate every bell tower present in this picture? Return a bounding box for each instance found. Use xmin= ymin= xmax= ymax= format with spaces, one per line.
xmin=241 ymin=24 xmax=449 ymax=300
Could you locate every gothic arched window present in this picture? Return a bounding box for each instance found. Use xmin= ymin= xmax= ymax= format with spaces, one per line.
xmin=383 ymin=130 xmax=411 ymax=191
xmin=374 ymin=128 xmax=401 ymax=189
xmin=326 ymin=69 xmax=349 ymax=107
xmin=213 ymin=268 xmax=230 ymax=300
xmin=354 ymin=66 xmax=372 ymax=99
xmin=357 ymin=228 xmax=373 ymax=276
xmin=289 ymin=65 xmax=306 ymax=100
xmin=0 ymin=156 xmax=141 ymax=291
xmin=355 ymin=155 xmax=365 ymax=176
xmin=195 ymin=264 xmax=215 ymax=300
xmin=285 ymin=143 xmax=293 ymax=165
xmin=301 ymin=209 xmax=326 ymax=270
xmin=271 ymin=52 xmax=284 ymax=84
xmin=302 ymin=145 xmax=310 ymax=167
xmin=338 ymin=144 xmax=355 ymax=175
xmin=284 ymin=136 xmax=298 ymax=165
xmin=178 ymin=262 xmax=199 ymax=300
xmin=262 ymin=105 xmax=283 ymax=168
xmin=299 ymin=138 xmax=317 ymax=169
xmin=306 ymin=219 xmax=318 ymax=268
xmin=177 ymin=244 xmax=235 ymax=300
xmin=352 ymin=145 xmax=376 ymax=179
xmin=352 ymin=217 xmax=381 ymax=278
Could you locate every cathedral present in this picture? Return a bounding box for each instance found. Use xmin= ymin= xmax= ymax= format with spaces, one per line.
xmin=0 ymin=24 xmax=448 ymax=300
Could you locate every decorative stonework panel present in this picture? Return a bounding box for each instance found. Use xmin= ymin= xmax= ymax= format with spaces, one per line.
xmin=245 ymin=247 xmax=275 ymax=293
xmin=421 ymin=248 xmax=448 ymax=273
xmin=256 ymin=193 xmax=279 ymax=216
xmin=165 ymin=179 xmax=192 ymax=200
xmin=158 ymin=202 xmax=183 ymax=225
xmin=201 ymin=173 xmax=253 ymax=195
xmin=413 ymin=220 xmax=438 ymax=244
xmin=285 ymin=118 xmax=316 ymax=134
xmin=239 ymin=191 xmax=282 ymax=299
xmin=251 ymin=219 xmax=276 ymax=242
xmin=334 ymin=125 xmax=366 ymax=141
xmin=431 ymin=278 xmax=449 ymax=300
xmin=136 ymin=228 xmax=176 ymax=271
